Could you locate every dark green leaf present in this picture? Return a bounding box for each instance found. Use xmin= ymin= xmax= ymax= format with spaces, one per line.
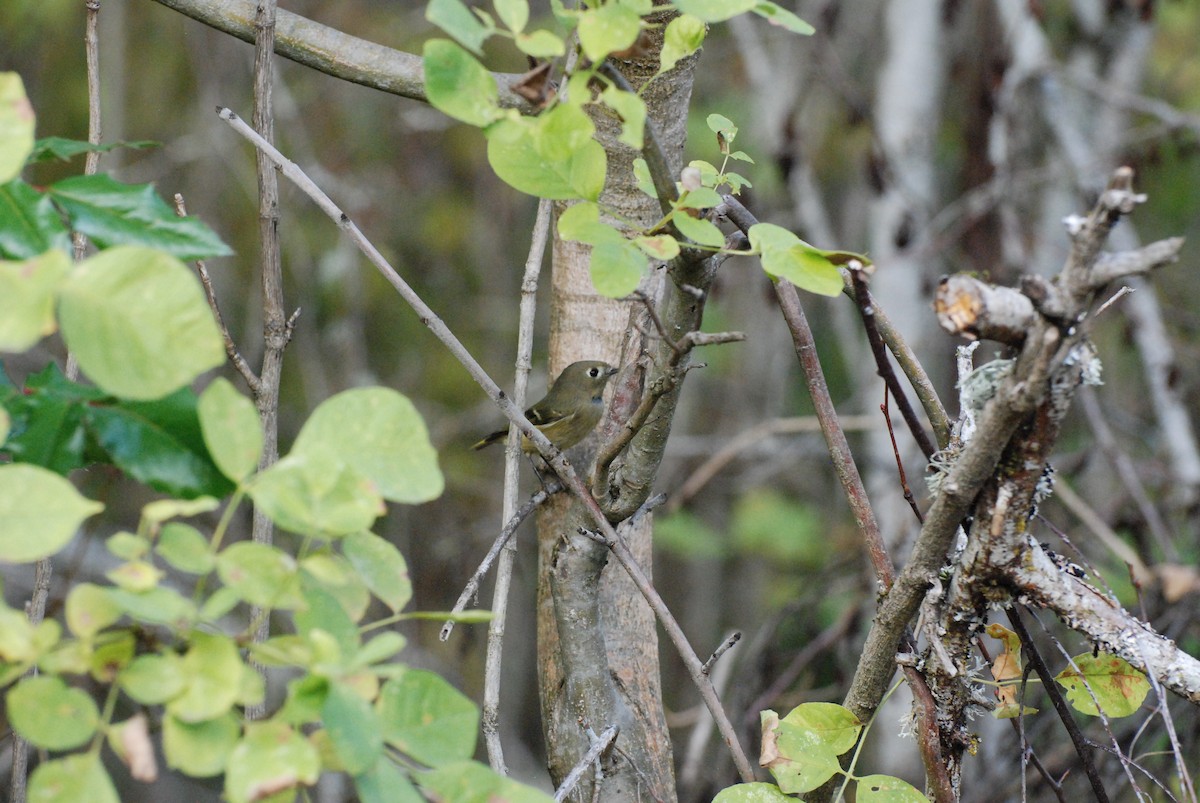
xmin=85 ymin=389 xmax=235 ymax=499
xmin=0 ymin=180 xmax=71 ymax=259
xmin=46 ymin=175 xmax=232 ymax=260
xmin=28 ymin=136 xmax=158 ymax=164
xmin=322 ymin=681 xmax=383 ymax=775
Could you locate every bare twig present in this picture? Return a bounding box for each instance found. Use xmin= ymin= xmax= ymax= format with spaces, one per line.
xmin=173 ymin=194 xmax=260 ymax=390
xmin=441 ymin=482 xmax=561 ymax=642
xmin=701 ymin=632 xmax=741 ymax=675
xmin=850 ymin=267 xmax=936 ymax=459
xmin=554 ymin=725 xmax=620 ymax=803
xmin=1007 ymin=608 xmax=1111 ymax=803
xmin=482 ymin=197 xmax=553 ymax=773
xmin=881 ymin=388 xmax=924 ymax=524
xmin=218 ymin=109 xmax=756 ymax=781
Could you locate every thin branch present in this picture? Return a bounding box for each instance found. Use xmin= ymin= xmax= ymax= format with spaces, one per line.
xmin=701 ymin=632 xmax=741 ymax=675
xmin=850 ymin=267 xmax=936 ymax=459
xmin=1007 ymin=607 xmax=1111 ymax=803
xmin=441 ymin=482 xmax=561 ymax=641
xmin=218 ymin=108 xmax=756 ymax=781
xmin=720 ymin=195 xmax=895 ymax=594
xmin=149 ymin=0 xmax=535 ymax=112
xmin=482 ymin=197 xmax=553 ymax=774
xmin=881 ymin=387 xmax=924 ymax=524
xmin=173 ymin=193 xmax=260 ymax=391
xmin=554 ymin=725 xmax=620 ymax=803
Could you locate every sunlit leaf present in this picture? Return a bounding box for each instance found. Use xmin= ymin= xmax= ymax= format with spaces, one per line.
xmin=423 ymin=39 xmax=503 ymax=128
xmin=7 ymin=675 xmax=99 ymax=750
xmin=753 ymin=1 xmax=815 ymax=35
xmin=425 ymin=0 xmax=493 ymax=55
xmin=661 ymin=14 xmax=706 ymax=73
xmin=1056 ymin=653 xmax=1150 ymax=718
xmin=0 ymin=73 xmax=35 ymax=184
xmin=198 ymin=378 xmax=262 ymax=482
xmin=27 ymin=753 xmax=119 ymax=803
xmin=0 ymin=249 xmax=68 ymax=351
xmin=0 ymin=464 xmax=102 ymax=563
xmin=577 ymin=3 xmax=642 ymax=62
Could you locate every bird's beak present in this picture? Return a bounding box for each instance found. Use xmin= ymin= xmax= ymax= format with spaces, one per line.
xmin=606 ymin=366 xmax=618 ymax=377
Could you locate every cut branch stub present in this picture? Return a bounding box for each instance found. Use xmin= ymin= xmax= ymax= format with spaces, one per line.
xmin=933 ymin=274 xmax=1035 ymax=345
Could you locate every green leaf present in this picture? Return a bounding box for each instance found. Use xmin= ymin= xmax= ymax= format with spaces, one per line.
xmin=290 ymin=386 xmax=444 ymax=505
xmin=342 ymin=531 xmax=413 ymax=613
xmin=249 ymin=454 xmax=385 ymax=538
xmin=64 ymin=582 xmax=121 ymax=637
xmin=167 ymin=630 xmax=242 ymax=723
xmin=225 ymin=721 xmax=320 ymax=803
xmin=0 ymin=463 xmax=103 ymax=563
xmin=632 ymin=158 xmax=656 ymax=198
xmin=355 ymin=632 xmax=407 ymax=668
xmin=753 ymin=1 xmax=815 ymax=35
xmin=107 ymin=586 xmax=197 ymax=628
xmin=142 ymin=495 xmax=221 ymax=525
xmin=677 ymin=186 xmax=723 ymax=209
xmin=578 ymin=2 xmax=642 ymax=61
xmin=106 ymin=531 xmax=150 ymax=560
xmin=217 ymin=541 xmax=304 ymax=609
xmin=58 ymin=246 xmax=225 ymax=400
xmin=106 ymin=559 xmax=165 ymax=592
xmin=589 ymin=239 xmax=645 ymax=297
xmin=86 ymin=393 xmax=235 ymax=498
xmin=706 ymin=112 xmax=737 ymax=139
xmin=635 ymin=234 xmax=680 ymax=261
xmin=378 ymin=667 xmax=479 ymax=766
xmin=0 ymin=604 xmax=37 ymax=663
xmin=156 ymin=521 xmax=215 ymax=575
xmin=301 ymin=554 xmax=370 ymax=623
xmin=46 ymin=174 xmax=231 ymax=260
xmin=558 ymin=201 xmax=618 ymax=246
xmin=0 ymin=249 xmax=69 ymax=351
xmin=1056 ymin=653 xmax=1150 ymax=718
xmin=0 ymin=179 xmax=72 ymax=259
xmin=198 ymin=377 xmax=262 ymax=482
xmin=712 ymin=783 xmax=795 ymax=803
xmin=355 ymin=758 xmax=424 ymax=803
xmin=671 ymin=0 xmax=755 ymax=22
xmin=493 ymin=0 xmax=528 ymax=32
xmin=671 ymin=212 xmax=725 ymax=248
xmin=420 ymin=760 xmax=555 ymax=803
xmin=28 ymin=136 xmax=157 ymax=164
xmin=422 ymin=39 xmax=503 ymax=128
xmin=323 ymin=681 xmax=384 ymax=775
xmin=515 ymin=29 xmax=566 ymax=58
xmin=7 ymin=675 xmax=99 ymax=750
xmin=778 ymin=701 xmax=862 ymax=755
xmin=729 ymin=150 xmax=755 ymax=164
xmin=661 ymin=14 xmax=706 ymax=73
xmin=119 ymin=652 xmax=187 ymax=704
xmin=27 ymin=753 xmax=119 ymax=803
xmin=0 ymin=73 xmax=35 ymax=184
xmin=600 ymin=86 xmax=646 ymax=149
xmin=163 ymin=711 xmax=240 ymax=778
xmin=426 ymin=0 xmax=494 ymax=55
xmin=486 ymin=107 xmax=607 ymax=201
xmin=856 ymin=774 xmax=931 ymax=802
xmin=296 ymin=581 xmax=361 ymax=661
xmin=0 ymin=366 xmax=91 ymax=473
xmin=761 ymin=712 xmax=841 ymax=794
xmin=748 ymin=223 xmax=844 ymax=297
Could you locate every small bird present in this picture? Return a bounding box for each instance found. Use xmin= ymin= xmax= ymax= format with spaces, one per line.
xmin=473 ymin=360 xmax=618 ymax=453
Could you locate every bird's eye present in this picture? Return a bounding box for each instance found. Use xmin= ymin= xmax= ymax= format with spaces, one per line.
xmin=588 ymin=367 xmax=600 ymax=378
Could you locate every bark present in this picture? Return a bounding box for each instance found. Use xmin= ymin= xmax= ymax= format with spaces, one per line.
xmin=535 ymin=11 xmax=701 ymax=801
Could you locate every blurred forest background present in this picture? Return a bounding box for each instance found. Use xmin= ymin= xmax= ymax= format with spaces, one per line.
xmin=5 ymin=0 xmax=1200 ymax=799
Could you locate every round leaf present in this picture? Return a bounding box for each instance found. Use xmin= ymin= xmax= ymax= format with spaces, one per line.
xmin=7 ymin=675 xmax=99 ymax=750
xmin=290 ymin=387 xmax=443 ymax=505
xmin=0 ymin=73 xmax=36 ymax=184
xmin=198 ymin=377 xmax=263 ymax=482
xmin=0 ymin=250 xmax=70 ymax=351
xmin=342 ymin=530 xmax=412 ymax=613
xmin=661 ymin=14 xmax=706 ymax=73
xmin=156 ymin=521 xmax=215 ymax=575
xmin=58 ymin=246 xmax=225 ymax=400
xmin=578 ymin=3 xmax=642 ymax=61
xmin=163 ymin=711 xmax=240 ymax=778
xmin=119 ymin=652 xmax=187 ymax=704
xmin=225 ymin=721 xmax=320 ymax=803
xmin=856 ymin=774 xmax=930 ymax=802
xmin=712 ymin=783 xmax=795 ymax=803
xmin=250 ymin=454 xmax=385 ymax=537
xmin=168 ymin=630 xmax=242 ymax=723
xmin=378 ymin=667 xmax=479 ymax=766
xmin=422 ymin=39 xmax=502 ymax=128
xmin=65 ymin=582 xmax=121 ymax=637
xmin=589 ymin=240 xmax=645 ymax=297
xmin=0 ymin=463 xmax=103 ymax=563
xmin=27 ymin=753 xmax=119 ymax=803
xmin=217 ymin=541 xmax=303 ymax=609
